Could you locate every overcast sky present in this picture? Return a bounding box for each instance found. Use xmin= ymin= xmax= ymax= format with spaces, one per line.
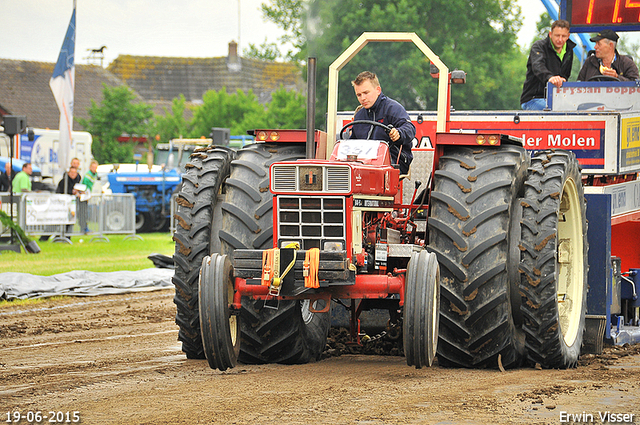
xmin=1 ymin=0 xmax=554 ymax=66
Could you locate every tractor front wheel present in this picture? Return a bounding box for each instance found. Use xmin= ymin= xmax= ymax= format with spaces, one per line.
xmin=217 ymin=143 xmax=331 ymax=364
xmin=404 ymin=250 xmax=440 ymax=368
xmin=199 ymin=253 xmax=240 ymax=371
xmin=172 ymin=147 xmax=235 ymax=359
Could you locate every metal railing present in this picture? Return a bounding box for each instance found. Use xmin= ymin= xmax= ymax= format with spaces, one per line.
xmin=1 ymin=192 xmax=137 ymax=241
xmin=169 ymin=192 xmax=178 ymax=235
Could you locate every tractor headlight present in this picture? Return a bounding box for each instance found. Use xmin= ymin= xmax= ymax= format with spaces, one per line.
xmin=280 ymin=240 xmax=301 ymax=249
xmin=324 ymin=241 xmax=344 ymax=251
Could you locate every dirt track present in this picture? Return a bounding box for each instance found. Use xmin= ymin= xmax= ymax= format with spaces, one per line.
xmin=1 ymin=289 xmax=639 ymax=424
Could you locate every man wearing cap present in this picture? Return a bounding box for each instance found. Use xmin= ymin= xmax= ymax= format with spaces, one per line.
xmin=578 ymin=29 xmax=639 ymax=81
xmin=520 ymin=20 xmax=575 ymax=110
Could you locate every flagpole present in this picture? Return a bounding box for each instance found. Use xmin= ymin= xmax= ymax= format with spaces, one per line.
xmin=50 ymin=1 xmax=76 ymax=243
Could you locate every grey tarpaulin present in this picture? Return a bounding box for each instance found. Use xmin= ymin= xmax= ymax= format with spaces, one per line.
xmin=0 ymin=268 xmax=174 ymax=300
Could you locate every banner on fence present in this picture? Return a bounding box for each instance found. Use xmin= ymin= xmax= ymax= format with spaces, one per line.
xmin=25 ymin=194 xmax=77 ymax=225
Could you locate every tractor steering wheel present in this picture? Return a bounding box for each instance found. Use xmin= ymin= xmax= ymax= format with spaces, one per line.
xmin=587 ymin=74 xmax=620 ymax=82
xmin=339 ymin=120 xmax=393 ymax=140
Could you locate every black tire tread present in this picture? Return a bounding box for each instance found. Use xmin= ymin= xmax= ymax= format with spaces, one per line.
xmin=519 ymin=149 xmax=588 ymax=369
xmin=172 ymin=147 xmax=234 ymax=359
xmin=217 ymin=143 xmax=330 ymax=364
xmin=429 ymin=145 xmax=528 ymax=368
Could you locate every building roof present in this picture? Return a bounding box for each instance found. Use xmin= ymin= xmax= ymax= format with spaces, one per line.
xmin=1 ymin=43 xmax=303 ymax=133
xmin=0 ymin=59 xmax=124 ymax=131
xmin=107 ymin=42 xmax=303 ymax=104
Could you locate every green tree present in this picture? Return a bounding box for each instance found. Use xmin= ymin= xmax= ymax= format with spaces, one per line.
xmin=260 ymin=0 xmax=528 ymax=125
xmin=189 ymin=88 xmax=266 ymax=137
xmin=264 ymin=86 xmax=307 ymax=128
xmin=618 ymin=37 xmax=640 ymax=60
xmin=261 ymin=0 xmax=305 ymax=61
xmin=78 ymin=84 xmax=153 ymax=164
xmin=150 ymin=94 xmax=190 ymax=142
xmin=534 ymin=12 xmax=553 ymax=41
xmin=190 ymin=86 xmax=306 ymax=137
xmin=244 ymin=39 xmax=282 ymax=61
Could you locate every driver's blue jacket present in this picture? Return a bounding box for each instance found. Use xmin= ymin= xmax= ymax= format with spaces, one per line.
xmin=349 ymin=92 xmax=416 ymax=174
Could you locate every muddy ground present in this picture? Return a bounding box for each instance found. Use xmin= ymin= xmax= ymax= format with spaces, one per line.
xmin=1 ymin=289 xmax=639 ymax=424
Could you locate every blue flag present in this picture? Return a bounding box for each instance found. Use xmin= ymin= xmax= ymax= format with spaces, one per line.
xmin=49 ymin=5 xmax=76 ymax=176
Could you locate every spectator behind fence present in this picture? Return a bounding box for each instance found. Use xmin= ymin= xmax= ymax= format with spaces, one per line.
xmin=70 ymin=157 xmax=81 ymax=173
xmin=1 ymin=162 xmax=13 ymax=192
xmin=12 ymin=163 xmax=32 ymax=194
xmin=81 ymin=160 xmax=98 ymax=192
xmin=56 ymin=166 xmax=82 ymax=195
xmin=56 ymin=157 xmax=83 ymax=195
xmin=78 ymin=160 xmax=98 ymax=234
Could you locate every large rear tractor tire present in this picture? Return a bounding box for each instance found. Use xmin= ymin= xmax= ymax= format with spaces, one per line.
xmin=429 ymin=145 xmax=529 ymax=368
xmin=217 ymin=143 xmax=331 ymax=365
xmin=519 ymin=150 xmax=588 ymax=368
xmin=404 ymin=250 xmax=440 ymax=368
xmin=172 ymin=146 xmax=235 ymax=359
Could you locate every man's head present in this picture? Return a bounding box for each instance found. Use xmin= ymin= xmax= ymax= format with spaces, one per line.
xmin=68 ymin=166 xmax=78 ymax=180
xmin=22 ymin=163 xmax=32 ymax=175
xmin=591 ymin=29 xmax=619 ymax=60
xmin=549 ymin=20 xmax=571 ymax=52
xmin=352 ymin=71 xmax=381 ymax=110
xmin=90 ymin=160 xmax=98 ymax=173
xmin=70 ymin=157 xmax=80 ymax=170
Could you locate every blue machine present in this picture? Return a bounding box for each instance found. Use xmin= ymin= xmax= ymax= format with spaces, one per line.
xmin=0 ymin=156 xmax=54 ymax=192
xmin=106 ymin=168 xmax=181 ymax=233
xmin=585 ymin=191 xmax=640 ymax=351
xmin=108 ymin=133 xmax=249 ymax=233
xmin=0 ymin=157 xmax=43 ymax=176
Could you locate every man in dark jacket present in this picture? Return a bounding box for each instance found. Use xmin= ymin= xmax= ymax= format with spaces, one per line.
xmin=520 ymin=20 xmax=575 ymax=110
xmin=349 ymin=71 xmax=416 ymax=174
xmin=0 ymin=162 xmax=13 ymax=192
xmin=578 ymin=29 xmax=639 ymax=82
xmin=56 ymin=166 xmax=82 ymax=195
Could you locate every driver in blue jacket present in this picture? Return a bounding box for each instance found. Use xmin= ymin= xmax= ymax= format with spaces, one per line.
xmin=349 ymin=71 xmax=416 ymax=174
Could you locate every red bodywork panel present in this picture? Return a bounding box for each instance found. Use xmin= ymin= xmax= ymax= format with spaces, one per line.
xmin=233 ymin=274 xmax=405 ymax=308
xmin=250 ymin=129 xmax=328 ymax=159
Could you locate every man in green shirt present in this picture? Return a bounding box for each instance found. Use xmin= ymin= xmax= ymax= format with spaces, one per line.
xmin=81 ymin=160 xmax=98 ymax=191
xmin=79 ymin=160 xmax=98 ymax=233
xmin=12 ymin=163 xmax=32 ymax=194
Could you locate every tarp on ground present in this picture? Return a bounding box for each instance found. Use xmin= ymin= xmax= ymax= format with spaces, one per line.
xmin=0 ymin=268 xmax=174 ymax=300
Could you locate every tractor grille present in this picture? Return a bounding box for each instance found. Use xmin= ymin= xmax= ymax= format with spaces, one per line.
xmin=272 ymin=164 xmax=351 ymax=193
xmin=277 ymin=196 xmax=346 ymax=250
xmin=272 ymin=166 xmax=297 ymax=192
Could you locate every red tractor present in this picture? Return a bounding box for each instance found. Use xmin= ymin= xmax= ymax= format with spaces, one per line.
xmin=172 ymin=33 xmax=587 ymax=371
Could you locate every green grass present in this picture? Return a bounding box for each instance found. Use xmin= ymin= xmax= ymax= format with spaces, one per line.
xmin=0 ymin=296 xmax=68 ymax=308
xmin=0 ymin=233 xmax=176 ymax=276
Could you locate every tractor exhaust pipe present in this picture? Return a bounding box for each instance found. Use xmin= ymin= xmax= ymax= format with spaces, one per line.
xmin=306 ymin=57 xmax=317 ymax=159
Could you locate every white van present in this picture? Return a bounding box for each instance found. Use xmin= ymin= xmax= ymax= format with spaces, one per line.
xmin=0 ymin=128 xmax=93 ymax=186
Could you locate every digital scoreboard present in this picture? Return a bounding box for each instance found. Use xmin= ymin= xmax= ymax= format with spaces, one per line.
xmin=566 ymin=0 xmax=640 ymax=31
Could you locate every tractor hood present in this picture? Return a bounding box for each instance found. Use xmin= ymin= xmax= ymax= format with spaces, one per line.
xmin=270 ymin=158 xmax=399 ymax=196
